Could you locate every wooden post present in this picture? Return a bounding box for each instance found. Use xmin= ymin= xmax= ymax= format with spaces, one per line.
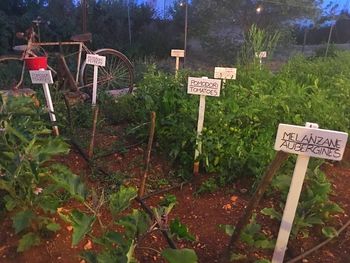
xmin=193 ymin=94 xmax=206 ymax=175
xmin=139 ymin=111 xmax=156 ymax=197
xmin=42 ymin=81 xmax=59 ymax=136
xmin=88 ymin=106 xmax=99 ymax=159
xmin=272 ymin=123 xmax=319 ymax=263
xmin=92 ymin=65 xmax=98 ymax=106
xmin=175 ymin=57 xmax=180 ymax=77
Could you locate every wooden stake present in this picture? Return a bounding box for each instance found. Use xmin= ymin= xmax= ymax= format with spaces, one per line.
xmin=88 ymin=106 xmax=99 ymax=159
xmin=92 ymin=65 xmax=98 ymax=105
xmin=272 ymin=122 xmax=319 ymax=263
xmin=175 ymin=57 xmax=180 ymax=77
xmin=139 ymin=111 xmax=156 ymax=197
xmin=221 ymin=151 xmax=289 ymax=263
xmin=42 ymin=83 xmax=59 ymax=136
xmin=193 ymin=94 xmax=206 ymax=175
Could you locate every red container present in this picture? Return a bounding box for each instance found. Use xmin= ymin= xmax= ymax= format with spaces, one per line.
xmin=24 ymin=57 xmax=48 ymax=70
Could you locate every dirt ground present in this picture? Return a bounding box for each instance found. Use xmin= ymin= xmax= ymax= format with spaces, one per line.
xmin=1 ymin=128 xmax=350 ymax=263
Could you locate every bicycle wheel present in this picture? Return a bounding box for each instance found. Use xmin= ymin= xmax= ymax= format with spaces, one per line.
xmin=80 ymin=49 xmax=134 ymax=94
xmin=0 ymin=55 xmax=29 ymax=90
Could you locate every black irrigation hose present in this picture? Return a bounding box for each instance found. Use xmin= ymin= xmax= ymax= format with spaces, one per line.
xmin=69 ymin=137 xmax=110 ymax=177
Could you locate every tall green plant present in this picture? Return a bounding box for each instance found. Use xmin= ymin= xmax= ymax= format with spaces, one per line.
xmin=239 ymin=24 xmax=281 ymax=66
xmin=0 ymin=96 xmax=87 ymax=251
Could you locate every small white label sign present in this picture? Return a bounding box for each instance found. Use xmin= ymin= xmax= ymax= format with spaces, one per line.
xmin=274 ymin=124 xmax=348 ymax=161
xmin=29 ymin=70 xmax=53 ymax=84
xmin=86 ymin=54 xmax=106 ymax=67
xmin=214 ymin=67 xmax=237 ymax=80
xmin=187 ymin=77 xmax=221 ymax=97
xmin=256 ymin=51 xmax=267 ymax=58
xmin=171 ymin=49 xmax=185 ymax=58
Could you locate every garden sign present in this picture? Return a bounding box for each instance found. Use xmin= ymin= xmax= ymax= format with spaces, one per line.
xmin=29 ymin=69 xmax=59 ymax=136
xmin=187 ymin=77 xmax=222 ymax=174
xmin=255 ymin=51 xmax=267 ymax=68
xmin=272 ymin=123 xmax=348 ymax=263
xmin=214 ymin=67 xmax=237 ymax=80
xmin=86 ymin=54 xmax=106 ymax=106
xmin=171 ymin=49 xmax=185 ymax=76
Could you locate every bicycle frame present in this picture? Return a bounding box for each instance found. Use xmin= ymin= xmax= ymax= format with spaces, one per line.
xmin=31 ymin=41 xmax=89 ymax=84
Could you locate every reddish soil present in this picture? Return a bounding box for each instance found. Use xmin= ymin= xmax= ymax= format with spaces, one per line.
xmin=1 ymin=128 xmax=350 ymax=263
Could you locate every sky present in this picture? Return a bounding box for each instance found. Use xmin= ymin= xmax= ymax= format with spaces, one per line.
xmin=137 ymin=0 xmax=350 ymax=14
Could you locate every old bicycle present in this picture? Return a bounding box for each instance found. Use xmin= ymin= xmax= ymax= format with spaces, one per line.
xmin=0 ymin=18 xmax=134 ymax=95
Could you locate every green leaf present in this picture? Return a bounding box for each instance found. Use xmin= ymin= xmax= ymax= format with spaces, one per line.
xmin=159 ymin=194 xmax=177 ymax=207
xmin=322 ymin=226 xmax=338 ymax=238
xmin=35 ymin=138 xmax=70 ymax=163
xmin=59 ymin=210 xmax=95 ymax=246
xmin=0 ymin=179 xmax=16 ymax=198
xmin=230 ymin=253 xmax=247 ymax=261
xmin=38 ymin=195 xmax=60 ymax=213
xmin=254 ymin=260 xmax=271 ymax=263
xmin=17 ymin=232 xmax=40 ymax=252
xmin=80 ymin=251 xmax=98 ymax=263
xmin=4 ymin=195 xmax=17 ymax=211
xmin=109 ymin=186 xmax=137 ymax=215
xmin=12 ymin=210 xmax=34 ymax=234
xmin=261 ymin=207 xmax=281 ymax=220
xmin=118 ymin=210 xmax=150 ymax=239
xmin=170 ymin=218 xmax=195 ymax=241
xmin=322 ymin=203 xmax=343 ymax=214
xmin=46 ymin=223 xmax=61 ymax=232
xmin=218 ymin=224 xmax=235 ymax=236
xmin=161 ymin=248 xmax=198 ymax=263
xmin=105 ymin=231 xmax=124 ymax=244
xmin=254 ymin=239 xmax=275 ymax=249
xmin=49 ymin=164 xmax=87 ymax=202
xmin=96 ymin=251 xmax=127 ymax=263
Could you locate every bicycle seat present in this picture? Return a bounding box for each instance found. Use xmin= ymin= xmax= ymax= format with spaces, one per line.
xmin=13 ymin=45 xmax=28 ymax=52
xmin=70 ymin=33 xmax=92 ymax=42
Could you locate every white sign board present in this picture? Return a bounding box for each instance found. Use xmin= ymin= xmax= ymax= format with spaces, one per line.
xmin=29 ymin=70 xmax=53 ymax=84
xmin=171 ymin=49 xmax=185 ymax=58
xmin=256 ymin=51 xmax=267 ymax=58
xmin=274 ymin=124 xmax=348 ymax=161
xmin=214 ymin=67 xmax=237 ymax=80
xmin=86 ymin=54 xmax=106 ymax=67
xmin=187 ymin=77 xmax=221 ymax=97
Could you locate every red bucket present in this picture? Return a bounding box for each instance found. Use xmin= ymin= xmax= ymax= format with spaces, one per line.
xmin=24 ymin=57 xmax=48 ymax=70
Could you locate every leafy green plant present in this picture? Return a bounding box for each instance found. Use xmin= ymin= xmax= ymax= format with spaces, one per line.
xmin=195 ymin=178 xmax=218 ymax=195
xmin=239 ymin=24 xmax=281 ymax=66
xmin=161 ymin=248 xmax=198 ymax=263
xmin=71 ymin=185 xmax=197 ymax=263
xmin=262 ymin=161 xmax=343 ymax=238
xmin=220 ymin=214 xmax=274 ymax=261
xmin=0 ymin=96 xmax=87 ymax=251
xmin=170 ymin=218 xmax=195 ymax=241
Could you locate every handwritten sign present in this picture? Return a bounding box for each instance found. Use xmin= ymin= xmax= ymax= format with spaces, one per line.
xmin=255 ymin=51 xmax=267 ymax=58
xmin=171 ymin=49 xmax=185 ymax=58
xmin=187 ymin=77 xmax=221 ymax=97
xmin=86 ymin=54 xmax=106 ymax=67
xmin=214 ymin=67 xmax=237 ymax=80
xmin=274 ymin=124 xmax=348 ymax=161
xmin=29 ymin=70 xmax=53 ymax=84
